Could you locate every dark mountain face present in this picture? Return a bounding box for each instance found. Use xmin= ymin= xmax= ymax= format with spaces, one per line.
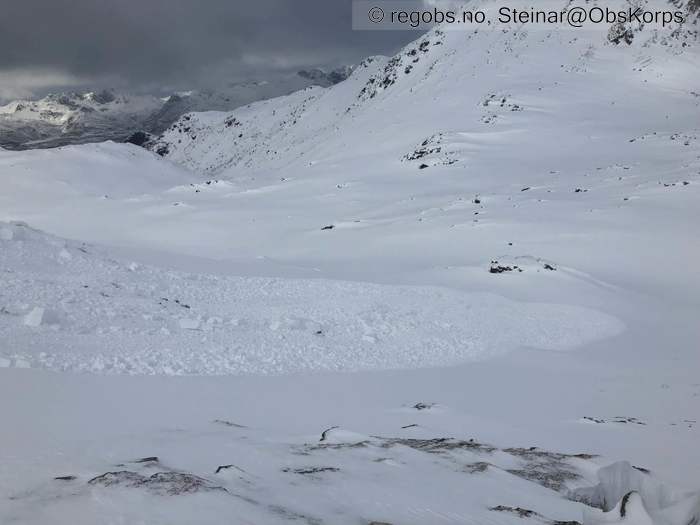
xmin=297 ymin=66 xmax=355 ymax=87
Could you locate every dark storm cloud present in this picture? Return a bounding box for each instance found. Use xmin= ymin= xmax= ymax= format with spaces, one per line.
xmin=0 ymin=0 xmax=414 ymax=100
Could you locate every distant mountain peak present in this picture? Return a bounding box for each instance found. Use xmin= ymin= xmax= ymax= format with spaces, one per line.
xmin=297 ymin=66 xmax=355 ymax=87
xmin=0 ymin=66 xmax=352 ymax=151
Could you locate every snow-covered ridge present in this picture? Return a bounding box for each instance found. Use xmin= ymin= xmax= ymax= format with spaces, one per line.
xmin=153 ymin=0 xmax=700 ymax=177
xmin=0 ymin=89 xmax=159 ymax=125
xmin=0 ymin=141 xmax=196 ymax=199
xmin=0 ymin=68 xmax=354 ymax=150
xmin=151 ymin=56 xmax=387 ymax=174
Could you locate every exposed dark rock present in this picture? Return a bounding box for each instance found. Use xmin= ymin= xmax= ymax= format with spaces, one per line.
xmin=608 ymin=22 xmax=635 ymax=45
xmin=490 ymin=262 xmax=522 ymax=274
xmin=380 ymin=437 xmax=496 ymax=454
xmin=297 ymin=66 xmax=355 ymax=87
xmin=214 ymin=464 xmax=248 ymax=476
xmin=319 ymin=426 xmax=339 ymax=441
xmin=88 ymin=470 xmax=145 ymax=488
xmin=125 ymin=131 xmax=150 ymax=146
xmin=619 ymin=491 xmax=634 ymax=518
xmin=133 ymin=456 xmax=159 ymax=464
xmin=490 ymin=505 xmax=538 ymax=518
xmin=503 ymin=447 xmax=594 ymax=492
xmin=507 ymin=466 xmax=580 ymax=491
xmin=464 ymin=462 xmax=490 ymax=473
xmin=282 ymin=466 xmax=340 ymax=475
xmin=582 ymin=416 xmax=646 ymax=426
xmin=155 ymin=145 xmax=170 ymax=157
xmin=92 ymin=90 xmax=117 ymax=104
xmin=304 ymin=440 xmax=371 ymax=452
xmin=88 ymin=470 xmax=225 ymax=496
xmin=490 ymin=504 xmax=581 ymax=524
xmin=146 ymin=472 xmax=226 ymax=496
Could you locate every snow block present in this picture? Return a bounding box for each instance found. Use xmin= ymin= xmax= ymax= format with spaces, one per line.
xmin=23 ymin=307 xmax=59 ymax=327
xmin=577 ymin=462 xmax=700 ymax=525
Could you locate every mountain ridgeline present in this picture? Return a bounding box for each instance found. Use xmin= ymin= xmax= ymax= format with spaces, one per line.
xmin=150 ymin=0 xmax=700 ymax=177
xmin=0 ymin=68 xmax=354 ymax=151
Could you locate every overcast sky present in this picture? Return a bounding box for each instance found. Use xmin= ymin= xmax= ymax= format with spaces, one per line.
xmin=0 ymin=0 xmax=415 ymax=101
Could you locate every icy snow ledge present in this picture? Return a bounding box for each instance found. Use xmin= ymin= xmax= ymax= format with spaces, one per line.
xmin=575 ymin=462 xmax=700 ymax=525
xmin=0 ymin=222 xmax=624 ymax=375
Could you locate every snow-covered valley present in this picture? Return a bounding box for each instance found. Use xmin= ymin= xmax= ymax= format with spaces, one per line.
xmin=1 ymin=1 xmax=699 ymax=523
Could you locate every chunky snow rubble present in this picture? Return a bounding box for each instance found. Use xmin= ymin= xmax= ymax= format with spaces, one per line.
xmin=0 ymin=221 xmax=623 ymax=374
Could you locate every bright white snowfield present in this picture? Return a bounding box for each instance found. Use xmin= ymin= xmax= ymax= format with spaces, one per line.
xmin=1 ymin=1 xmax=700 ymax=523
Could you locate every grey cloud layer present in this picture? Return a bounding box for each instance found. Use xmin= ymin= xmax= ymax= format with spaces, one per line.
xmin=0 ymin=0 xmax=413 ymax=97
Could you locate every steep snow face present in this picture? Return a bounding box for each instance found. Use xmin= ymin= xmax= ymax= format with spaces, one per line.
xmin=155 ymin=0 xmax=700 ymax=177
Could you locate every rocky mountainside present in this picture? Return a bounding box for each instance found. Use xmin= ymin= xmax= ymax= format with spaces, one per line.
xmin=152 ymin=0 xmax=699 ymax=178
xmin=142 ymin=67 xmax=355 ymax=137
xmin=0 ymin=68 xmax=354 ymax=150
xmin=0 ymin=90 xmax=162 ymax=150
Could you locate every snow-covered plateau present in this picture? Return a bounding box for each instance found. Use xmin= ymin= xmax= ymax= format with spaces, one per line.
xmin=1 ymin=0 xmax=699 ymax=523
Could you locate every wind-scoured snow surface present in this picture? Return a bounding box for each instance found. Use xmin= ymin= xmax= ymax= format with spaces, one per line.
xmin=1 ymin=1 xmax=699 ymax=523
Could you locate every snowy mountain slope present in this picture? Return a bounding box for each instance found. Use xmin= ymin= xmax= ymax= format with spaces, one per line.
xmin=1 ymin=1 xmax=700 ymax=524
xmin=0 ymin=90 xmax=163 ymax=150
xmin=0 ymin=141 xmax=196 ymax=199
xmin=0 ymin=89 xmax=159 ymax=126
xmin=0 ymin=68 xmax=354 ymax=150
xmin=154 ymin=0 xmax=700 ymax=178
xmin=150 ymin=57 xmax=387 ymax=174
xmin=143 ymin=67 xmax=356 ymax=136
